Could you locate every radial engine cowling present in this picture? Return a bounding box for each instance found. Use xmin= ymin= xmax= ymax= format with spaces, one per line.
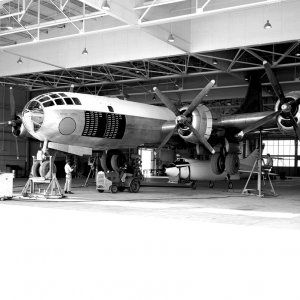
xmin=177 ymin=104 xmax=213 ymax=144
xmin=276 ymin=91 xmax=300 ymax=135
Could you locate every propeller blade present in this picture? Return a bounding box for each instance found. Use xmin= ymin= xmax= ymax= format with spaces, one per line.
xmin=289 ymin=113 xmax=300 ymax=140
xmin=0 ymin=121 xmax=8 ymax=125
xmin=183 ymin=80 xmax=215 ymax=117
xmin=15 ymin=136 xmax=19 ymax=160
xmin=238 ymin=110 xmax=281 ymax=137
xmin=156 ymin=125 xmax=178 ymax=154
xmin=153 ymin=87 xmax=181 ymax=116
xmin=9 ymin=87 xmax=16 ymax=121
xmin=186 ymin=124 xmax=215 ymax=154
xmin=263 ymin=61 xmax=285 ymax=104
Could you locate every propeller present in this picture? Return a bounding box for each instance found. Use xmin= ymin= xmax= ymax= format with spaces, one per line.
xmin=237 ymin=61 xmax=300 ymax=140
xmin=0 ymin=87 xmax=22 ymax=159
xmin=154 ymin=80 xmax=215 ymax=154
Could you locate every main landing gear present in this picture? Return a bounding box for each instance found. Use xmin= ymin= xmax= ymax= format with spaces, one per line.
xmin=22 ymin=140 xmax=63 ymax=198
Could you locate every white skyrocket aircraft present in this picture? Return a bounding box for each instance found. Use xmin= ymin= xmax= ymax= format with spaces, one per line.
xmin=1 ymin=61 xmax=300 ymax=174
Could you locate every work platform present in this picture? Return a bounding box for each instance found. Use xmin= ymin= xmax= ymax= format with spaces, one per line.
xmin=22 ymin=175 xmax=63 ymax=199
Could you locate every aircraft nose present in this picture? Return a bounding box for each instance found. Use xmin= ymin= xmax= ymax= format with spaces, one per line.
xmin=165 ymin=167 xmax=179 ymax=177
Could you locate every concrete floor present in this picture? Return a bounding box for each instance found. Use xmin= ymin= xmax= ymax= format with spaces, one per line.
xmin=1 ymin=177 xmax=300 ymax=300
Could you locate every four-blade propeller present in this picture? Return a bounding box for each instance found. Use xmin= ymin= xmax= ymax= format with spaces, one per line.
xmin=153 ymin=80 xmax=215 ymax=154
xmin=238 ymin=61 xmax=300 ymax=140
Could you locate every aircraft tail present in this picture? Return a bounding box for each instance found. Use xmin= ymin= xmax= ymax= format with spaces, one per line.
xmin=240 ymin=148 xmax=260 ymax=170
xmin=234 ymin=71 xmax=263 ymax=114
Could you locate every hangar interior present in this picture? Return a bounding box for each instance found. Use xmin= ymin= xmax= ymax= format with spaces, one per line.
xmin=2 ymin=2 xmax=300 ymax=300
xmin=1 ymin=0 xmax=300 ymax=178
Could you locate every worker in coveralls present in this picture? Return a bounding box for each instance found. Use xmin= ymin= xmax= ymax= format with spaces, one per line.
xmin=64 ymin=158 xmax=75 ymax=194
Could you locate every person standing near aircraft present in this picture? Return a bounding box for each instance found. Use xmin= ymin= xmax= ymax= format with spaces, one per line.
xmin=64 ymin=158 xmax=76 ymax=194
xmin=265 ymin=153 xmax=273 ymax=168
xmin=120 ymin=162 xmax=134 ymax=183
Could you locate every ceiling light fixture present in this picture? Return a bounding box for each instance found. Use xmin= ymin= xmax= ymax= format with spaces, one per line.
xmin=101 ymin=0 xmax=110 ymax=11
xmin=168 ymin=33 xmax=175 ymax=43
xmin=212 ymin=59 xmax=218 ymax=65
xmin=17 ymin=57 xmax=23 ymax=64
xmin=82 ymin=47 xmax=88 ymax=55
xmin=0 ymin=26 xmax=13 ymax=30
xmin=264 ymin=20 xmax=272 ymax=29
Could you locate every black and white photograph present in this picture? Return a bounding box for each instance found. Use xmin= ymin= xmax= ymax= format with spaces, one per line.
xmin=1 ymin=0 xmax=300 ymax=299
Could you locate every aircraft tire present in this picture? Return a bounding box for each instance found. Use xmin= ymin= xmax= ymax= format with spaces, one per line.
xmin=100 ymin=152 xmax=108 ymax=172
xmin=31 ymin=161 xmax=41 ymax=177
xmin=211 ymin=152 xmax=225 ymax=175
xmin=129 ymin=179 xmax=140 ymax=193
xmin=106 ymin=150 xmax=126 ymax=171
xmin=111 ymin=154 xmax=121 ymax=172
xmin=39 ymin=161 xmax=57 ymax=179
xmin=225 ymin=153 xmax=240 ymax=175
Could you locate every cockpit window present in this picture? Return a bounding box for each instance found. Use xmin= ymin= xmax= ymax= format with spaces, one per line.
xmin=43 ymin=100 xmax=55 ymax=107
xmin=23 ymin=100 xmax=44 ymax=133
xmin=72 ymin=98 xmax=81 ymax=105
xmin=35 ymin=95 xmax=44 ymax=101
xmin=27 ymin=100 xmax=42 ymax=111
xmin=58 ymin=93 xmax=67 ymax=97
xmin=55 ymin=98 xmax=65 ymax=105
xmin=49 ymin=94 xmax=59 ymax=99
xmin=39 ymin=96 xmax=50 ymax=103
xmin=64 ymin=97 xmax=74 ymax=105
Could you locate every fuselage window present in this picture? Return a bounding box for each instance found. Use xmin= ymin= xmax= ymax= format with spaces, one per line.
xmin=55 ymin=98 xmax=65 ymax=105
xmin=50 ymin=94 xmax=59 ymax=99
xmin=72 ymin=98 xmax=81 ymax=105
xmin=64 ymin=97 xmax=74 ymax=105
xmin=108 ymin=106 xmax=114 ymax=112
xmin=43 ymin=100 xmax=55 ymax=107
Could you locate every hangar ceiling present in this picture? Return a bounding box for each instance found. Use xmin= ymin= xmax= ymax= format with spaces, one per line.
xmin=0 ymin=0 xmax=300 ymax=104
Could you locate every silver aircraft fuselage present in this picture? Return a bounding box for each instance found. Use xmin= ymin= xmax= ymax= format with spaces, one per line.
xmin=22 ymin=92 xmax=175 ymax=150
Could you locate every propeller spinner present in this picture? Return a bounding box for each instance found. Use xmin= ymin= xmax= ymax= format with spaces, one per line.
xmin=153 ymin=80 xmax=215 ymax=154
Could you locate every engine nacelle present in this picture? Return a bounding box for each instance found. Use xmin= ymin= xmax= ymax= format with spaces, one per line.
xmin=276 ymin=91 xmax=300 ymax=135
xmin=177 ymin=104 xmax=213 ymax=144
